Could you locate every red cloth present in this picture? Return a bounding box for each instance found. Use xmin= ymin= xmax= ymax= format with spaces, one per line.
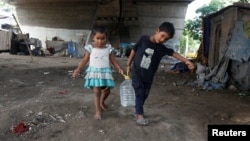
xmin=14 ymin=122 xmax=29 ymax=134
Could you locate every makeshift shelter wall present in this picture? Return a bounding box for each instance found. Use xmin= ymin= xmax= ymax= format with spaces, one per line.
xmin=208 ymin=6 xmax=250 ymax=67
xmin=208 ymin=7 xmax=237 ymax=67
xmin=0 ymin=30 xmax=12 ymax=51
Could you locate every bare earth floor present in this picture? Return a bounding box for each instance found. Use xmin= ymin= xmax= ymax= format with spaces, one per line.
xmin=0 ymin=53 xmax=249 ymax=141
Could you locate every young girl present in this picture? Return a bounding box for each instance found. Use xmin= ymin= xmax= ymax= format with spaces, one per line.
xmin=73 ymin=26 xmax=123 ymax=120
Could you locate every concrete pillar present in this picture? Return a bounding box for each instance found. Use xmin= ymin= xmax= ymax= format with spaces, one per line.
xmin=134 ymin=2 xmax=189 ymax=41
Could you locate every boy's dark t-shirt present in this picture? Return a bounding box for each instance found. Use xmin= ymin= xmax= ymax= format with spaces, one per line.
xmin=132 ymin=35 xmax=174 ymax=82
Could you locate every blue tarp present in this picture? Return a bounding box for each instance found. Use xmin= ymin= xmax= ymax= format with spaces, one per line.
xmin=67 ymin=41 xmax=77 ymax=57
xmin=120 ymin=43 xmax=131 ymax=48
xmin=170 ymin=62 xmax=189 ymax=73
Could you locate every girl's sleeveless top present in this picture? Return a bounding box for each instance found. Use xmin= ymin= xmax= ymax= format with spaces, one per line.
xmin=84 ymin=44 xmax=115 ymax=89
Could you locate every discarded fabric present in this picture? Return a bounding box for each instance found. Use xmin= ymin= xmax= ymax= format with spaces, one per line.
xmin=13 ymin=122 xmax=29 ymax=134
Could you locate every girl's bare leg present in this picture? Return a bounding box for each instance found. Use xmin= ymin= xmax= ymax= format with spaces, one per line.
xmin=100 ymin=87 xmax=110 ymax=111
xmin=93 ymin=87 xmax=102 ymax=120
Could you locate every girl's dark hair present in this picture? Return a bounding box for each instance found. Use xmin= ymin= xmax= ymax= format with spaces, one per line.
xmin=158 ymin=22 xmax=175 ymax=38
xmin=92 ymin=26 xmax=108 ymax=36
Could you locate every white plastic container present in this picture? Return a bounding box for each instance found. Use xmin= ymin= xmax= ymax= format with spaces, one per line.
xmin=119 ymin=76 xmax=135 ymax=107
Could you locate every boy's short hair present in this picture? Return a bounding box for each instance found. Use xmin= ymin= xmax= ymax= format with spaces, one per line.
xmin=158 ymin=22 xmax=175 ymax=38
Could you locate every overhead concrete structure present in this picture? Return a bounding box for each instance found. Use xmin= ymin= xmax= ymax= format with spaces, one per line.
xmin=4 ymin=0 xmax=193 ymax=45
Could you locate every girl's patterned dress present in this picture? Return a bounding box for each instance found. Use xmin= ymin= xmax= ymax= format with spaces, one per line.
xmin=84 ymin=44 xmax=115 ymax=89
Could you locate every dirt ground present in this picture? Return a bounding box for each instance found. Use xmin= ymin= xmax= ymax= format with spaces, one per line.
xmin=0 ymin=53 xmax=250 ymax=141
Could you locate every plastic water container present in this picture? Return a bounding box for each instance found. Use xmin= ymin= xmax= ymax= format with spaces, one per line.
xmin=119 ymin=76 xmax=135 ymax=107
xmin=67 ymin=41 xmax=77 ymax=57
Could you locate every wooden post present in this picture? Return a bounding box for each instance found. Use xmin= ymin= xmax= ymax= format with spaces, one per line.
xmin=12 ymin=14 xmax=33 ymax=62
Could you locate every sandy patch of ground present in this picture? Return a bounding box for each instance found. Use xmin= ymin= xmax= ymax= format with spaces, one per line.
xmin=0 ymin=53 xmax=249 ymax=141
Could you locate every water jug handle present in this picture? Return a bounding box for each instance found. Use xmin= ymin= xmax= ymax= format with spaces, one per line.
xmin=122 ymin=74 xmax=130 ymax=80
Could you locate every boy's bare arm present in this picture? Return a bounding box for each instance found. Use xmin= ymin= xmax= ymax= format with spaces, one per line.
xmin=172 ymin=52 xmax=195 ymax=70
xmin=127 ymin=50 xmax=135 ymax=67
xmin=126 ymin=49 xmax=135 ymax=74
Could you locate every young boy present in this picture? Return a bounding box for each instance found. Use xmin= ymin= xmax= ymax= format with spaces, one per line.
xmin=126 ymin=22 xmax=195 ymax=125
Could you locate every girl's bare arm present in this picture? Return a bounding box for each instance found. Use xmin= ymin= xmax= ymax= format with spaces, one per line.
xmin=110 ymin=54 xmax=123 ymax=74
xmin=73 ymin=52 xmax=90 ymax=77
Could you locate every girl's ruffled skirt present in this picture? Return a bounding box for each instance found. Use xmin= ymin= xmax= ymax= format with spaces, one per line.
xmin=84 ymin=67 xmax=115 ymax=89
